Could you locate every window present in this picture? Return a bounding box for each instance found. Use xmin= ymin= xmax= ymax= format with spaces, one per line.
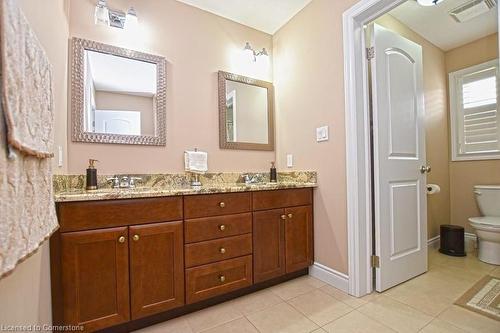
xmin=449 ymin=59 xmax=500 ymax=161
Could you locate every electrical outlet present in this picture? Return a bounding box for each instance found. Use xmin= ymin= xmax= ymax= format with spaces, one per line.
xmin=58 ymin=146 xmax=63 ymax=167
xmin=286 ymin=154 xmax=293 ymax=168
xmin=316 ymin=126 xmax=329 ymax=142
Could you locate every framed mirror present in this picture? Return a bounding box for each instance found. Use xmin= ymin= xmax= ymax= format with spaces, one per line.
xmin=71 ymin=37 xmax=166 ymax=145
xmin=218 ymin=71 xmax=275 ymax=151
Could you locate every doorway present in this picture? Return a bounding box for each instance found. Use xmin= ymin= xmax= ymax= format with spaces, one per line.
xmin=344 ymin=0 xmax=499 ymax=297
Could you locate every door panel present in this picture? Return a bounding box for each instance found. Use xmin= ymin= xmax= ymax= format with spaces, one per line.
xmin=253 ymin=209 xmax=285 ymax=283
xmin=285 ymin=206 xmax=313 ymax=273
xmin=61 ymin=227 xmax=130 ymax=332
xmin=129 ymin=221 xmax=184 ymax=319
xmin=371 ymin=23 xmax=427 ymax=292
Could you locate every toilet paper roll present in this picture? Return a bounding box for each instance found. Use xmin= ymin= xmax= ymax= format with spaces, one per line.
xmin=427 ymin=184 xmax=441 ymax=195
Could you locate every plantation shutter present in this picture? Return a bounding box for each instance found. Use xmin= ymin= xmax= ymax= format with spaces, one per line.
xmin=454 ymin=61 xmax=499 ymax=158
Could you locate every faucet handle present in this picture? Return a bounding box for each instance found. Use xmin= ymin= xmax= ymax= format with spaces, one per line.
xmin=107 ymin=176 xmax=120 ymax=188
xmin=129 ymin=177 xmax=142 ymax=188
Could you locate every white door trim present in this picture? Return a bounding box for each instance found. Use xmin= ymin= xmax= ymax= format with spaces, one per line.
xmin=342 ymin=0 xmax=407 ymax=297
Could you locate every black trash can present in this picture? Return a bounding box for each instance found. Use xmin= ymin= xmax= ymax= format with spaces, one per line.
xmin=439 ymin=224 xmax=466 ymax=257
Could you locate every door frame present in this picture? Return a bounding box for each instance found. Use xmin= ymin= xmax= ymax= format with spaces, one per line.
xmin=342 ymin=0 xmax=407 ymax=297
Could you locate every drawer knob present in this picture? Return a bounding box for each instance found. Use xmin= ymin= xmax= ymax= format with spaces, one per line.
xmin=219 ymin=247 xmax=226 ymax=254
xmin=118 ymin=236 xmax=126 ymax=243
xmin=132 ymin=234 xmax=140 ymax=242
xmin=281 ymin=215 xmax=287 ymax=220
xmin=219 ymin=202 xmax=226 ymax=208
xmin=219 ymin=224 xmax=226 ymax=231
xmin=288 ymin=213 xmax=293 ymax=219
xmin=219 ymin=275 xmax=226 ymax=283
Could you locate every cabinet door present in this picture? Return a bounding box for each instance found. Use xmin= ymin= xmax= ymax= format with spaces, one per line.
xmin=253 ymin=209 xmax=285 ymax=283
xmin=129 ymin=221 xmax=184 ymax=319
xmin=61 ymin=227 xmax=130 ymax=332
xmin=285 ymin=206 xmax=313 ymax=273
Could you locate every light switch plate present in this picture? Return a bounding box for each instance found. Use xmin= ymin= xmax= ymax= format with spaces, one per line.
xmin=316 ymin=126 xmax=329 ymax=142
xmin=286 ymin=154 xmax=293 ymax=168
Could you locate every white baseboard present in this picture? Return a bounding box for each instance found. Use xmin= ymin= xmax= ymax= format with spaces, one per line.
xmin=309 ymin=262 xmax=349 ymax=293
xmin=427 ymin=235 xmax=440 ymax=249
xmin=427 ymin=232 xmax=478 ymax=250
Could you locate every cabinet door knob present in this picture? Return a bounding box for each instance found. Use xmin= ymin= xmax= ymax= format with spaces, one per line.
xmin=132 ymin=234 xmax=140 ymax=242
xmin=218 ymin=275 xmax=226 ymax=283
xmin=219 ymin=202 xmax=226 ymax=208
xmin=288 ymin=213 xmax=293 ymax=219
xmin=219 ymin=247 xmax=226 ymax=254
xmin=118 ymin=236 xmax=126 ymax=243
xmin=219 ymin=224 xmax=226 ymax=231
xmin=281 ymin=214 xmax=287 ymax=220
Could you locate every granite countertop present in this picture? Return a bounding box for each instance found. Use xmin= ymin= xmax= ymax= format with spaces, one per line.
xmin=53 ymin=171 xmax=317 ymax=202
xmin=54 ymin=182 xmax=317 ymax=202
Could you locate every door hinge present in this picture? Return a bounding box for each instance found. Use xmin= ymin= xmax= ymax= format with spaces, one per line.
xmin=366 ymin=47 xmax=375 ymax=61
xmin=371 ymin=255 xmax=380 ymax=268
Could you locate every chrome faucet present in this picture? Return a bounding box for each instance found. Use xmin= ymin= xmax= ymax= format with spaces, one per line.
xmin=243 ymin=173 xmax=263 ymax=185
xmin=107 ymin=175 xmax=142 ymax=189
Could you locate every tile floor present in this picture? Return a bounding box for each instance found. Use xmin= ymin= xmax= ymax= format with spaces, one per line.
xmin=136 ymin=249 xmax=500 ymax=333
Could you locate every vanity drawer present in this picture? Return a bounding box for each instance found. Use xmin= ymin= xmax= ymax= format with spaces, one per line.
xmin=253 ymin=188 xmax=313 ymax=211
xmin=185 ymin=255 xmax=252 ymax=304
xmin=185 ymin=234 xmax=252 ymax=268
xmin=57 ymin=197 xmax=183 ymax=232
xmin=184 ymin=213 xmax=252 ymax=243
xmin=184 ymin=193 xmax=251 ymax=218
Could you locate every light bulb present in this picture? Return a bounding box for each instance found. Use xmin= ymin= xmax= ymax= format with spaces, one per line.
xmin=416 ymin=0 xmax=443 ymax=6
xmin=243 ymin=42 xmax=256 ymax=62
xmin=125 ymin=7 xmax=139 ymax=30
xmin=257 ymin=49 xmax=269 ymax=68
xmin=94 ymin=0 xmax=109 ymax=26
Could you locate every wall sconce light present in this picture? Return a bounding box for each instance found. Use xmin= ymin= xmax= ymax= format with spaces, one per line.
xmin=416 ymin=0 xmax=444 ymax=6
xmin=94 ymin=0 xmax=139 ymax=29
xmin=243 ymin=42 xmax=269 ymax=62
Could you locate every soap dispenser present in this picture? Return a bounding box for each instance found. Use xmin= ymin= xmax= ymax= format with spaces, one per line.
xmin=86 ymin=159 xmax=99 ymax=190
xmin=270 ymin=161 xmax=277 ymax=183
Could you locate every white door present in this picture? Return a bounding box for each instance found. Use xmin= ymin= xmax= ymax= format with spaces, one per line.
xmin=370 ymin=24 xmax=428 ymax=292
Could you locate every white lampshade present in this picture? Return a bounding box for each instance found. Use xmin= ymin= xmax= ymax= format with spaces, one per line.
xmin=417 ymin=0 xmax=444 ymax=6
xmin=125 ymin=7 xmax=139 ymax=30
xmin=94 ymin=0 xmax=109 ymax=26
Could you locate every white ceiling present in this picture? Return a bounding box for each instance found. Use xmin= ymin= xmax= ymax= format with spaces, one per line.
xmin=175 ymin=0 xmax=312 ymax=34
xmin=86 ymin=50 xmax=156 ymax=96
xmin=390 ymin=0 xmax=498 ymax=51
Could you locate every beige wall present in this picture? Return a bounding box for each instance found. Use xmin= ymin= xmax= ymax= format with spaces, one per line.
xmin=68 ymin=0 xmax=274 ymax=174
xmin=375 ymin=15 xmax=450 ymax=238
xmin=0 ymin=0 xmax=69 ymax=327
xmin=94 ymin=91 xmax=155 ymax=135
xmin=273 ymin=0 xmax=359 ymax=273
xmin=445 ymin=33 xmax=500 ymax=233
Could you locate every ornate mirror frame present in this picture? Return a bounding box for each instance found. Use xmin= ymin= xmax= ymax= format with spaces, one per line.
xmin=71 ymin=37 xmax=167 ymax=145
xmin=218 ymin=71 xmax=275 ymax=151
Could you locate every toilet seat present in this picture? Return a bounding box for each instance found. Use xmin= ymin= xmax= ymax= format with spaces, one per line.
xmin=469 ymin=216 xmax=500 ymax=230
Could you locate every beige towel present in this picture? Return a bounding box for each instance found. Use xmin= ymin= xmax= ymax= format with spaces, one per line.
xmin=0 ymin=0 xmax=58 ymax=278
xmin=1 ymin=0 xmax=54 ymax=158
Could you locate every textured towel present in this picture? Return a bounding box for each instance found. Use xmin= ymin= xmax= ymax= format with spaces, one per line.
xmin=0 ymin=0 xmax=58 ymax=278
xmin=1 ymin=0 xmax=54 ymax=158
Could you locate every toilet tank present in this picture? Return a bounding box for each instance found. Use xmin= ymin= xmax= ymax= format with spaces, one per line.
xmin=474 ymin=185 xmax=500 ymax=217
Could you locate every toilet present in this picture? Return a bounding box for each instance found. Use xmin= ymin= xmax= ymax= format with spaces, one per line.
xmin=469 ymin=185 xmax=500 ymax=265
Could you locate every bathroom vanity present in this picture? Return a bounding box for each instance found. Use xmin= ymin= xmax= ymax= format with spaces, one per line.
xmin=50 ymin=186 xmax=314 ymax=332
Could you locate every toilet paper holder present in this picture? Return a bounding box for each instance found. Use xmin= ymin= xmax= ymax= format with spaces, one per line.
xmin=427 ymin=184 xmax=440 ymax=195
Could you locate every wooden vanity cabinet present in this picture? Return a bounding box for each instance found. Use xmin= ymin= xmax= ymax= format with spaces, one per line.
xmin=253 ymin=189 xmax=314 ymax=283
xmin=52 ymin=197 xmax=185 ymax=332
xmin=60 ymin=227 xmax=130 ymax=332
xmin=52 ymin=188 xmax=314 ymax=332
xmin=129 ymin=221 xmax=184 ymax=319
